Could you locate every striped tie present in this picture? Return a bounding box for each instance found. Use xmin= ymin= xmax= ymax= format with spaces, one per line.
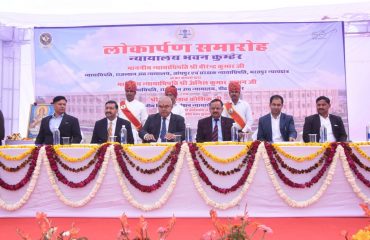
xmin=212 ymin=119 xmax=219 ymax=142
xmin=107 ymin=121 xmax=113 ymax=139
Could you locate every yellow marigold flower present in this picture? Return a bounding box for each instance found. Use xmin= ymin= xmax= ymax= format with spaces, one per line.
xmin=352 ymin=229 xmax=370 ymax=240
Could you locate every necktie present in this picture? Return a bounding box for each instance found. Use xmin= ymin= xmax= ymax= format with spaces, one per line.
xmin=107 ymin=121 xmax=113 ymax=139
xmin=160 ymin=117 xmax=167 ymax=142
xmin=212 ymin=119 xmax=219 ymax=142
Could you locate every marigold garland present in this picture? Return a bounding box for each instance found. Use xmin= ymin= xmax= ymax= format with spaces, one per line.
xmin=114 ymin=143 xmax=181 ymax=192
xmin=264 ymin=142 xmax=337 ymax=188
xmin=271 ymin=143 xmax=329 ymax=162
xmin=54 ymin=154 xmax=98 ymax=173
xmin=43 ymin=145 xmax=110 ymax=207
xmin=0 ymin=147 xmax=40 ymax=191
xmin=53 ymin=144 xmax=100 ymax=162
xmin=112 ymin=143 xmax=185 ymax=211
xmin=262 ymin=142 xmax=339 ymax=208
xmin=350 ymin=143 xmax=370 ymax=162
xmin=271 ymin=146 xmax=325 ymax=174
xmin=0 ymin=146 xmax=43 ymax=211
xmin=196 ymin=148 xmax=248 ymax=176
xmin=188 ymin=141 xmax=259 ymax=194
xmin=186 ymin=142 xmax=260 ymax=209
xmin=339 ymin=145 xmax=370 ymax=204
xmin=340 ymin=143 xmax=370 ymax=187
xmin=122 ymin=144 xmax=172 ymax=163
xmin=0 ymin=158 xmax=31 ymax=172
xmin=45 ymin=144 xmax=108 ymax=188
xmin=0 ymin=146 xmax=36 ymax=161
xmin=119 ymin=145 xmax=171 ymax=174
xmin=196 ymin=142 xmax=251 ymax=164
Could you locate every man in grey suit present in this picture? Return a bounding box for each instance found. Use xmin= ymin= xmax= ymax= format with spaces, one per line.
xmin=257 ymin=95 xmax=297 ymax=142
xmin=139 ymin=96 xmax=185 ymax=143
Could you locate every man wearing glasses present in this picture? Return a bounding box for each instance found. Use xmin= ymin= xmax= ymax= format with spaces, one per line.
xmin=139 ymin=96 xmax=185 ymax=143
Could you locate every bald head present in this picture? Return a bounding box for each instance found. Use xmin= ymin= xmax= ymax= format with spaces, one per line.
xmin=158 ymin=96 xmax=173 ymax=118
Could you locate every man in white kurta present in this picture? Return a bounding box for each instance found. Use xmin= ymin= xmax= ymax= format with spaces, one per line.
xmin=222 ymin=81 xmax=253 ymax=132
xmin=165 ymin=85 xmax=186 ymax=119
xmin=118 ymin=80 xmax=148 ymax=143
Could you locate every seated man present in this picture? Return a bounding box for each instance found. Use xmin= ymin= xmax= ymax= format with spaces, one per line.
xmin=139 ymin=96 xmax=185 ymax=143
xmin=257 ymin=95 xmax=297 ymax=142
xmin=196 ymin=99 xmax=234 ymax=143
xmin=91 ymin=100 xmax=134 ymax=144
xmin=35 ymin=96 xmax=82 ymax=144
xmin=303 ymin=96 xmax=347 ymax=142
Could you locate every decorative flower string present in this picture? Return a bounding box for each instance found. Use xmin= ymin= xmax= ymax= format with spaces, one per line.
xmin=264 ymin=142 xmax=337 ymax=188
xmin=0 ymin=158 xmax=31 ymax=172
xmin=43 ymin=144 xmax=110 ymax=207
xmin=0 ymin=147 xmax=40 ymax=191
xmin=270 ymin=145 xmax=325 ymax=174
xmin=350 ymin=142 xmax=370 ymax=161
xmin=122 ymin=144 xmax=172 ymax=163
xmin=188 ymin=141 xmax=259 ymax=194
xmin=262 ymin=142 xmax=339 ymax=207
xmin=119 ymin=144 xmax=172 ymax=174
xmin=54 ymin=152 xmax=98 ymax=173
xmin=44 ymin=144 xmax=108 ymax=188
xmin=197 ymin=148 xmax=248 ymax=176
xmin=196 ymin=142 xmax=251 ymax=163
xmin=0 ymin=146 xmax=43 ymax=211
xmin=186 ymin=142 xmax=260 ymax=209
xmin=112 ymin=143 xmax=185 ymax=211
xmin=0 ymin=146 xmax=35 ymax=161
xmin=114 ymin=143 xmax=181 ymax=192
xmin=340 ymin=143 xmax=370 ymax=187
xmin=342 ymin=143 xmax=370 ymax=171
xmin=272 ymin=143 xmax=329 ymax=162
xmin=53 ymin=144 xmax=99 ymax=162
xmin=339 ymin=145 xmax=370 ymax=204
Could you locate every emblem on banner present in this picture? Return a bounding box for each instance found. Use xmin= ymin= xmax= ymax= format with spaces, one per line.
xmin=40 ymin=33 xmax=52 ymax=47
xmin=176 ymin=27 xmax=194 ymax=41
xmin=228 ymin=108 xmax=234 ymax=114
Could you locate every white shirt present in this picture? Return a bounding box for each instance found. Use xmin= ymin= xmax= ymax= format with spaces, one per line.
xmin=172 ymin=103 xmax=186 ymax=119
xmin=271 ymin=113 xmax=283 ymax=143
xmin=222 ymin=99 xmax=254 ymax=132
xmin=118 ymin=99 xmax=148 ymax=143
xmin=157 ymin=113 xmax=172 ymax=142
xmin=319 ymin=115 xmax=335 ymax=142
xmin=107 ymin=117 xmax=117 ymax=137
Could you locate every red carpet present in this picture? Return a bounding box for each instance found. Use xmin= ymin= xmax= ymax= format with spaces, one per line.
xmin=0 ymin=217 xmax=366 ymax=239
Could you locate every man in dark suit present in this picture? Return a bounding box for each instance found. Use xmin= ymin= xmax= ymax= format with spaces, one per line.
xmin=0 ymin=110 xmax=4 ymax=146
xmin=139 ymin=96 xmax=185 ymax=143
xmin=257 ymin=95 xmax=297 ymax=142
xmin=91 ymin=100 xmax=134 ymax=144
xmin=196 ymin=99 xmax=234 ymax=143
xmin=303 ymin=96 xmax=347 ymax=142
xmin=35 ymin=96 xmax=82 ymax=145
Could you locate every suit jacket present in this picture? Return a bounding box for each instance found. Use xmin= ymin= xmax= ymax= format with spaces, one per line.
xmin=0 ymin=110 xmax=4 ymax=146
xmin=91 ymin=117 xmax=134 ymax=144
xmin=196 ymin=116 xmax=234 ymax=143
xmin=35 ymin=114 xmax=82 ymax=144
xmin=303 ymin=114 xmax=347 ymax=143
xmin=257 ymin=113 xmax=297 ymax=142
xmin=139 ymin=113 xmax=185 ymax=143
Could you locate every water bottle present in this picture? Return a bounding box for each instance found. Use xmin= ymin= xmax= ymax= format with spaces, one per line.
xmin=120 ymin=125 xmax=127 ymax=144
xmin=320 ymin=125 xmax=327 ymax=143
xmin=366 ymin=123 xmax=370 ymax=141
xmin=185 ymin=124 xmax=192 ymax=142
xmin=231 ymin=123 xmax=238 ymax=142
xmin=52 ymin=128 xmax=60 ymax=145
